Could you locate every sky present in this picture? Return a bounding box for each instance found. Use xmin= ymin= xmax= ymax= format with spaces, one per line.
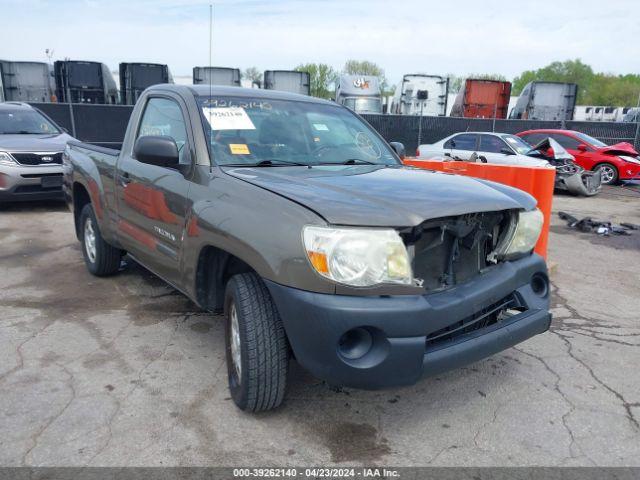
xmin=1 ymin=0 xmax=638 ymax=85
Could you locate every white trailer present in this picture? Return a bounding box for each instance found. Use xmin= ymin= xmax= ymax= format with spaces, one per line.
xmin=390 ymin=74 xmax=449 ymax=116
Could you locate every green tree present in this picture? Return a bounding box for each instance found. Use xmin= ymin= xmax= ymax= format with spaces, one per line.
xmin=512 ymin=59 xmax=594 ymax=102
xmin=243 ymin=67 xmax=262 ymax=87
xmin=294 ymin=63 xmax=338 ymax=99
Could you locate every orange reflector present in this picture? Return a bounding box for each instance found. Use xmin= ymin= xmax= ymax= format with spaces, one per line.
xmin=308 ymin=251 xmax=329 ymax=273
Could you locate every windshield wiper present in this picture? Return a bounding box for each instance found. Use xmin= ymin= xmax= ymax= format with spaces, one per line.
xmin=224 ymin=159 xmax=310 ymax=168
xmin=316 ymin=158 xmax=379 ymax=166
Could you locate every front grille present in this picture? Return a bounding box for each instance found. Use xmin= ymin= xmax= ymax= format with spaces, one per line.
xmin=14 ymin=184 xmax=62 ymax=193
xmin=407 ymin=211 xmax=514 ymax=292
xmin=425 ymin=294 xmax=524 ymax=350
xmin=11 ymin=152 xmax=63 ymax=166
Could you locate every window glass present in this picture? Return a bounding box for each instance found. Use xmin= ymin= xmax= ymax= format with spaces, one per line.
xmin=550 ymin=134 xmax=581 ymax=150
xmin=572 ymin=132 xmax=607 ymax=147
xmin=445 ymin=134 xmax=477 ymax=151
xmin=520 ymin=133 xmax=547 ymax=146
xmin=479 ymin=135 xmax=508 ymax=154
xmin=0 ymin=109 xmax=60 ymax=134
xmin=198 ymin=97 xmax=398 ymax=166
xmin=138 ymin=97 xmax=189 ymax=164
xmin=501 ymin=135 xmax=533 ymax=154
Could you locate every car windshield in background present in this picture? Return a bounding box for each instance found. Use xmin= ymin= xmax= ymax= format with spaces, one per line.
xmin=503 ymin=134 xmax=534 ymax=154
xmin=573 ymin=131 xmax=608 ymax=147
xmin=198 ymin=97 xmax=398 ymax=167
xmin=0 ymin=110 xmax=61 ymax=135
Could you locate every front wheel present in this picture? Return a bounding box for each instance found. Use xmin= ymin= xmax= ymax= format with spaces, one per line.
xmin=224 ymin=272 xmax=289 ymax=412
xmin=79 ymin=204 xmax=122 ymax=276
xmin=595 ymin=163 xmax=619 ymax=185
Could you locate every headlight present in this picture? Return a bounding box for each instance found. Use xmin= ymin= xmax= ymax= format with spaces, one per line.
xmin=619 ymin=155 xmax=640 ymax=165
xmin=0 ymin=152 xmax=17 ymax=167
xmin=303 ymin=226 xmax=412 ymax=287
xmin=502 ymin=209 xmax=544 ymax=258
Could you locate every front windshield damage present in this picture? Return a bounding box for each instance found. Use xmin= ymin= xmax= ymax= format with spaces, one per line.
xmin=199 ymin=97 xmax=397 ymax=167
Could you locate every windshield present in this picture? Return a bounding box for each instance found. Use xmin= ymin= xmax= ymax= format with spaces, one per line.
xmin=502 ymin=134 xmax=534 ymax=154
xmin=343 ymin=97 xmax=383 ymax=114
xmin=573 ymin=132 xmax=607 ymax=147
xmin=198 ymin=97 xmax=398 ymax=167
xmin=0 ymin=109 xmax=61 ymax=134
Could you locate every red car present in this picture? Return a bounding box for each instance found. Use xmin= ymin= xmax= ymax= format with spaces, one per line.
xmin=517 ymin=129 xmax=640 ymax=184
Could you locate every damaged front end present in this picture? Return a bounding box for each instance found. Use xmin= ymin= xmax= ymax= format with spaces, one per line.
xmin=402 ymin=210 xmax=518 ymax=292
xmin=528 ymin=137 xmax=601 ymax=196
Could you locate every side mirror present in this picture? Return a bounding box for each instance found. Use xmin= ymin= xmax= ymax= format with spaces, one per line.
xmin=500 ymin=147 xmax=515 ymax=155
xmin=389 ymin=141 xmax=406 ymax=160
xmin=134 ymin=135 xmax=180 ymax=168
xmin=577 ymin=144 xmax=588 ymax=152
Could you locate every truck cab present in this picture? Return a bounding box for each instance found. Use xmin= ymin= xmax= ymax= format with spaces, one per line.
xmin=335 ymin=75 xmax=383 ymax=114
xmin=64 ymin=85 xmax=551 ymax=413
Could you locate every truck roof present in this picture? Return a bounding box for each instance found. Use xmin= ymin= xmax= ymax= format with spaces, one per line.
xmin=148 ymin=84 xmax=334 ymax=105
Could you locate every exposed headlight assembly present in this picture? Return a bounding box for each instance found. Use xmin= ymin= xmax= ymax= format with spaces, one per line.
xmin=303 ymin=226 xmax=412 ymax=287
xmin=492 ymin=209 xmax=544 ymax=260
xmin=0 ymin=152 xmax=17 ymax=167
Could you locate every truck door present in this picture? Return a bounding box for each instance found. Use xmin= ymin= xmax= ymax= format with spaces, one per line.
xmin=115 ymin=94 xmax=193 ymax=285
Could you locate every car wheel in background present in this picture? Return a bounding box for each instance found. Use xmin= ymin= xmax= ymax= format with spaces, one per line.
xmin=224 ymin=272 xmax=289 ymax=412
xmin=594 ymin=163 xmax=619 ymax=185
xmin=79 ymin=204 xmax=122 ymax=276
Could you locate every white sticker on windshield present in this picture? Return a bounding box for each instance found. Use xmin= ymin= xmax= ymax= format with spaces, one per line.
xmin=313 ymin=123 xmax=329 ymax=131
xmin=202 ymin=107 xmax=256 ymax=131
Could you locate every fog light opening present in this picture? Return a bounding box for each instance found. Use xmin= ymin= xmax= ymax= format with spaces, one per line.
xmin=338 ymin=327 xmax=373 ymax=361
xmin=531 ymin=272 xmax=549 ymax=298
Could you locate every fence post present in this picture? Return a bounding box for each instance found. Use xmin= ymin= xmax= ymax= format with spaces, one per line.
xmin=67 ymin=102 xmax=77 ymax=139
xmin=635 ymin=92 xmax=640 ymax=150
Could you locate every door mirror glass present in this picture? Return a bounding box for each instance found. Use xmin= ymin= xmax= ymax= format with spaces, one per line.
xmin=389 ymin=141 xmax=406 ymax=160
xmin=134 ymin=135 xmax=180 ymax=168
xmin=577 ymin=143 xmax=588 ymax=152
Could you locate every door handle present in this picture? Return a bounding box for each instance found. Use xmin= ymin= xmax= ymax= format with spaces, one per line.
xmin=119 ymin=171 xmax=131 ymax=187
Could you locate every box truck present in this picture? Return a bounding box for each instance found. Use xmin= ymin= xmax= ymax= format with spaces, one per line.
xmin=335 ymin=75 xmax=382 ymax=114
xmin=0 ymin=60 xmax=55 ymax=102
xmin=193 ymin=67 xmax=241 ymax=86
xmin=263 ymin=70 xmax=310 ymax=95
xmin=449 ymin=79 xmax=512 ymax=118
xmin=390 ymin=74 xmax=449 ymax=116
xmin=119 ymin=63 xmax=173 ymax=105
xmin=54 ymin=60 xmax=118 ymax=104
xmin=509 ymin=81 xmax=577 ymax=121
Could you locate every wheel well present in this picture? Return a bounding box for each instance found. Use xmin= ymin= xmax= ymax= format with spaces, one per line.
xmin=196 ymin=246 xmax=255 ymax=312
xmin=73 ymin=182 xmax=91 ymax=239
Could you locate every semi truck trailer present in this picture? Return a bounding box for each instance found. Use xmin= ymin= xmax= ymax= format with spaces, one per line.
xmin=119 ymin=63 xmax=173 ymax=105
xmin=509 ymin=81 xmax=578 ymax=121
xmin=450 ymin=79 xmax=512 ymax=118
xmin=54 ymin=60 xmax=118 ymax=104
xmin=390 ymin=74 xmax=449 ymax=116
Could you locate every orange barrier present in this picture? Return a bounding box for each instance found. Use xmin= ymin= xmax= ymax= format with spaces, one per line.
xmin=403 ymin=158 xmax=555 ymax=259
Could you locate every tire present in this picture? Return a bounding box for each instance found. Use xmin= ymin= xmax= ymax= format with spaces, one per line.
xmin=224 ymin=272 xmax=289 ymax=412
xmin=595 ymin=162 xmax=619 ymax=185
xmin=79 ymin=203 xmax=122 ymax=276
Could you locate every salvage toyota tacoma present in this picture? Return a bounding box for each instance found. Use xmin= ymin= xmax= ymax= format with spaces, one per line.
xmin=63 ymin=85 xmax=551 ymax=412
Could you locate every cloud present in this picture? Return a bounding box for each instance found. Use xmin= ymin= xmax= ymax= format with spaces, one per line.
xmin=1 ymin=0 xmax=638 ymax=84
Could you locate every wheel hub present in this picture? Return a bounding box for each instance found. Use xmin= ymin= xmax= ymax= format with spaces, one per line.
xmin=84 ymin=218 xmax=97 ymax=263
xmin=230 ymin=302 xmax=242 ymax=381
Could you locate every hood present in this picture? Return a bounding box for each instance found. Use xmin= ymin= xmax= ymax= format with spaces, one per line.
xmin=0 ymin=133 xmax=74 ymax=152
xmin=224 ymin=165 xmax=536 ymax=227
xmin=507 ymin=154 xmax=550 ymax=167
xmin=597 ymin=142 xmax=638 ymax=157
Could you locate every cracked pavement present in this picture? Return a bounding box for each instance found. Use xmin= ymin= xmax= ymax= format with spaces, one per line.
xmin=1 ymin=185 xmax=639 ymax=467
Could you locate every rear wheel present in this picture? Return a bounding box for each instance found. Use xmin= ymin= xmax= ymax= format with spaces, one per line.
xmin=79 ymin=204 xmax=122 ymax=276
xmin=595 ymin=163 xmax=619 ymax=185
xmin=224 ymin=272 xmax=289 ymax=412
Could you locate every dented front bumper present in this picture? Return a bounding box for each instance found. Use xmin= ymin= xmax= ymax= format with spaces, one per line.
xmin=556 ymin=167 xmax=601 ymax=196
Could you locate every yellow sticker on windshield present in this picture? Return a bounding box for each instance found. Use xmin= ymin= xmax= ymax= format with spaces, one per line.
xmin=229 ymin=144 xmax=250 ymax=155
